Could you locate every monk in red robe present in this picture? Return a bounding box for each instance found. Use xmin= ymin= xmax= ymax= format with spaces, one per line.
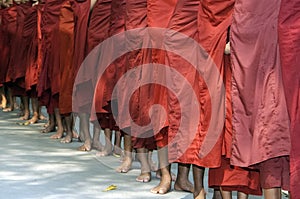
xmin=231 ymin=0 xmax=291 ymax=198
xmin=77 ymin=0 xmax=112 ymax=152
xmin=38 ymin=0 xmax=65 ymax=136
xmin=278 ymin=1 xmax=300 ymax=198
xmin=1 ymin=1 xmax=17 ymax=112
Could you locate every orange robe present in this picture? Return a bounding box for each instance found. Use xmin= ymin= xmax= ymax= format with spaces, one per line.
xmin=147 ymin=0 xmax=177 ymax=148
xmin=52 ymin=0 xmax=74 ymax=115
xmin=165 ymin=0 xmax=222 ymax=168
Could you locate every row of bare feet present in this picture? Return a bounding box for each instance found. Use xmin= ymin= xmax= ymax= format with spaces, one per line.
xmin=1 ymin=105 xmax=205 ymax=198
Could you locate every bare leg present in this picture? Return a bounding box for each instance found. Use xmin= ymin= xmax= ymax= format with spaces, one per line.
xmin=61 ymin=114 xmax=73 ymax=143
xmin=237 ymin=191 xmax=248 ymax=199
xmin=212 ymin=189 xmax=223 ymax=199
xmin=41 ymin=113 xmax=55 ymax=133
xmin=13 ymin=96 xmax=18 ymax=109
xmin=220 ymin=187 xmax=232 ymax=199
xmin=92 ymin=124 xmax=104 ymax=151
xmin=96 ymin=128 xmax=113 ymax=156
xmin=174 ymin=163 xmax=194 ymax=193
xmin=136 ymin=147 xmax=151 ymax=183
xmin=3 ymin=87 xmax=13 ymax=112
xmin=50 ymin=108 xmax=64 ymax=139
xmin=19 ymin=96 xmax=30 ymax=120
xmin=113 ymin=131 xmax=123 ymax=157
xmin=148 ymin=150 xmax=158 ymax=172
xmin=38 ymin=106 xmax=47 ymax=120
xmin=72 ymin=114 xmax=79 ymax=139
xmin=28 ymin=97 xmax=39 ymax=124
xmin=116 ymin=133 xmax=132 ymax=173
xmin=0 ymin=86 xmax=7 ymax=109
xmin=151 ymin=146 xmax=171 ymax=194
xmin=77 ymin=113 xmax=91 ymax=150
xmin=193 ymin=165 xmax=206 ymax=199
xmin=263 ymin=188 xmax=281 ymax=199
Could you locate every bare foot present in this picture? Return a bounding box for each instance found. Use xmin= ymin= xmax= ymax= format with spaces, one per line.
xmin=150 ymin=160 xmax=158 ymax=172
xmin=96 ymin=145 xmax=112 ymax=157
xmin=150 ymin=174 xmax=171 ymax=194
xmin=78 ymin=140 xmax=91 ymax=151
xmin=174 ymin=179 xmax=194 ymax=193
xmin=41 ymin=124 xmax=55 ymax=133
xmin=39 ymin=114 xmax=47 ymax=121
xmin=50 ymin=128 xmax=64 ymax=139
xmin=13 ymin=103 xmax=19 ymax=110
xmin=194 ymin=188 xmax=206 ymax=199
xmin=156 ymin=170 xmax=176 ymax=181
xmin=19 ymin=112 xmax=29 ymax=120
xmin=44 ymin=122 xmax=50 ymax=128
xmin=96 ymin=149 xmax=112 ymax=157
xmin=136 ymin=172 xmax=151 ymax=183
xmin=112 ymin=146 xmax=123 ymax=158
xmin=0 ymin=103 xmax=6 ymax=109
xmin=115 ymin=157 xmax=132 ymax=173
xmin=92 ymin=141 xmax=104 ymax=151
xmin=78 ymin=144 xmax=91 ymax=151
xmin=72 ymin=130 xmax=79 ymax=139
xmin=61 ymin=135 xmax=72 ymax=143
xmin=28 ymin=115 xmax=38 ymax=124
xmin=3 ymin=107 xmax=13 ymax=112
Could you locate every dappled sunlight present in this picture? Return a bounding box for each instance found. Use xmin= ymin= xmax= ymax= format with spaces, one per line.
xmin=0 ymin=109 xmax=267 ymax=199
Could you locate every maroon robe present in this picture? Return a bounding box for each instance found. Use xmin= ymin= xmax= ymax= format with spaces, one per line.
xmin=278 ymin=0 xmax=300 ymax=197
xmin=58 ymin=0 xmax=90 ymax=115
xmin=87 ymin=0 xmax=112 ymax=125
xmin=8 ymin=2 xmax=31 ymax=91
xmin=23 ymin=5 xmax=39 ymax=94
xmin=37 ymin=0 xmax=65 ymax=113
xmin=0 ymin=7 xmax=4 ymax=86
xmin=71 ymin=0 xmax=90 ymax=90
xmin=0 ymin=5 xmax=17 ymax=85
xmin=73 ymin=0 xmax=112 ymax=116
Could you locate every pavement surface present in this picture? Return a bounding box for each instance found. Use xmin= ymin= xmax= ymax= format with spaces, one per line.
xmin=0 ymin=106 xmax=288 ymax=199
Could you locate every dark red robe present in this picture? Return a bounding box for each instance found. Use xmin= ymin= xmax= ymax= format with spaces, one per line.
xmin=278 ymin=0 xmax=300 ymax=197
xmin=0 ymin=5 xmax=17 ymax=85
xmin=37 ymin=0 xmax=65 ymax=113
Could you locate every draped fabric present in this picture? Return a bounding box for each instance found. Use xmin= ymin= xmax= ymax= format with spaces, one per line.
xmin=6 ymin=3 xmax=31 ymax=88
xmin=166 ymin=0 xmax=222 ymax=168
xmin=278 ymin=1 xmax=300 ymax=197
xmin=166 ymin=0 xmax=202 ymax=165
xmin=230 ymin=0 xmax=290 ymax=167
xmin=0 ymin=6 xmax=17 ymax=85
xmin=209 ymin=56 xmax=261 ymax=195
xmin=87 ymin=0 xmax=112 ymax=125
xmin=0 ymin=7 xmax=5 ymax=86
xmin=73 ymin=0 xmax=112 ymax=115
xmin=55 ymin=0 xmax=75 ymax=115
xmin=58 ymin=0 xmax=90 ymax=115
xmin=24 ymin=5 xmax=39 ymax=93
xmin=96 ymin=0 xmax=126 ymax=130
xmin=37 ymin=0 xmax=65 ymax=111
xmin=65 ymin=0 xmax=91 ymax=112
xmin=147 ymin=0 xmax=177 ymax=147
